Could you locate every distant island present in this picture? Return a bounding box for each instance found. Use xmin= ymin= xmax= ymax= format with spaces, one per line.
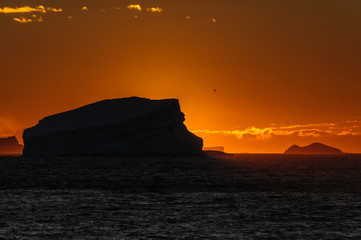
xmin=284 ymin=142 xmax=343 ymax=155
xmin=0 ymin=136 xmax=23 ymax=155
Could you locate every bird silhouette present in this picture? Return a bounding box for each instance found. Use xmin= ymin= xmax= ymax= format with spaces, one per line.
xmin=213 ymin=89 xmax=216 ymax=93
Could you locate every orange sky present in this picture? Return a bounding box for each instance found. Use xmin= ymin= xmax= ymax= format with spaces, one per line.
xmin=1 ymin=0 xmax=361 ymax=153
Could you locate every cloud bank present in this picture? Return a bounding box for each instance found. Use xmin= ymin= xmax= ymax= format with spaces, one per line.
xmin=192 ymin=121 xmax=361 ymax=140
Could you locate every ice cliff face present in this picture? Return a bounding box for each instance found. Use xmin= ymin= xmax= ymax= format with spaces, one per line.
xmin=23 ymin=97 xmax=203 ymax=156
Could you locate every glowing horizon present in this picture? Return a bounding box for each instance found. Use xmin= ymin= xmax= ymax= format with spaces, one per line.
xmin=1 ymin=0 xmax=361 ymax=153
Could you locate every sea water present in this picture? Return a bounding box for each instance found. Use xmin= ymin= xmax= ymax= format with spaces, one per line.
xmin=0 ymin=154 xmax=361 ymax=239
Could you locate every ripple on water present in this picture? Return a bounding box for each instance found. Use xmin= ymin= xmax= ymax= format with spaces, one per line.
xmin=0 ymin=190 xmax=361 ymax=239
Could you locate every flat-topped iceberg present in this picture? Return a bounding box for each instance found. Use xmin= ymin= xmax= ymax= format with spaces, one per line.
xmin=23 ymin=97 xmax=203 ymax=156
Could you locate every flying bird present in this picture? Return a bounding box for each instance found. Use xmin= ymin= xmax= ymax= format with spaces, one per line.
xmin=213 ymin=89 xmax=216 ymax=93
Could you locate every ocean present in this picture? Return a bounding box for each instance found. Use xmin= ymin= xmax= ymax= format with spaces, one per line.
xmin=0 ymin=153 xmax=361 ymax=239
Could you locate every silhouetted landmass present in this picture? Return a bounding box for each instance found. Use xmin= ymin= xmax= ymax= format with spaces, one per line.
xmin=0 ymin=136 xmax=23 ymax=155
xmin=23 ymin=97 xmax=203 ymax=156
xmin=284 ymin=142 xmax=343 ymax=155
xmin=203 ymin=146 xmax=224 ymax=152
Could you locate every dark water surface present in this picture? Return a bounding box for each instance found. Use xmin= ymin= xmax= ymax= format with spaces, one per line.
xmin=1 ymin=153 xmax=361 ymax=239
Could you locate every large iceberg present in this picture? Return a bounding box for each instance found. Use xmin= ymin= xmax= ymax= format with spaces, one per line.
xmin=23 ymin=97 xmax=203 ymax=156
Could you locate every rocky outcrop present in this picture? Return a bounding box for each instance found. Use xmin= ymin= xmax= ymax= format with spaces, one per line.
xmin=284 ymin=142 xmax=343 ymax=155
xmin=0 ymin=136 xmax=23 ymax=155
xmin=23 ymin=97 xmax=203 ymax=156
xmin=203 ymin=146 xmax=224 ymax=152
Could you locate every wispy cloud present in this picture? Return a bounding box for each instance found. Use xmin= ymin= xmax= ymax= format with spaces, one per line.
xmin=13 ymin=17 xmax=33 ymax=23
xmin=47 ymin=7 xmax=62 ymax=13
xmin=147 ymin=7 xmax=163 ymax=13
xmin=192 ymin=121 xmax=361 ymax=140
xmin=0 ymin=6 xmax=62 ymax=14
xmin=127 ymin=4 xmax=163 ymax=13
xmin=127 ymin=4 xmax=142 ymax=11
xmin=0 ymin=6 xmax=45 ymax=13
xmin=13 ymin=15 xmax=43 ymax=23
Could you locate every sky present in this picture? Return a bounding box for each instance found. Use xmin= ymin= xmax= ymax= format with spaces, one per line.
xmin=1 ymin=0 xmax=361 ymax=153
